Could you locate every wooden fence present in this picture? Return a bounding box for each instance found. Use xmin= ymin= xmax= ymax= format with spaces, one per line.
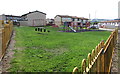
xmin=0 ymin=20 xmax=13 ymax=60
xmin=72 ymin=29 xmax=118 ymax=74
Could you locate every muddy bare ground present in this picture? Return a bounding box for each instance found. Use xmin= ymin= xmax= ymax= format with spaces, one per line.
xmin=111 ymin=30 xmax=120 ymax=74
xmin=0 ymin=30 xmax=16 ymax=72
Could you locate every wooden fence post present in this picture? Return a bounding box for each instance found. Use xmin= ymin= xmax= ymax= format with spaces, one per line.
xmin=100 ymin=41 xmax=105 ymax=73
xmin=95 ymin=46 xmax=98 ymax=56
xmin=100 ymin=48 xmax=105 ymax=73
xmin=2 ymin=29 xmax=5 ymax=56
xmin=88 ymin=53 xmax=91 ymax=68
xmin=87 ymin=53 xmax=91 ymax=73
xmin=72 ymin=67 xmax=79 ymax=74
xmin=81 ymin=59 xmax=86 ymax=73
xmin=91 ymin=49 xmax=95 ymax=62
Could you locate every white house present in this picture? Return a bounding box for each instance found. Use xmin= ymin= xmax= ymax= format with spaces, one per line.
xmin=98 ymin=20 xmax=120 ymax=29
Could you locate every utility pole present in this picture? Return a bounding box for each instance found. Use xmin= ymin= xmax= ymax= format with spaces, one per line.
xmin=89 ymin=13 xmax=91 ymax=20
xmin=95 ymin=11 xmax=97 ymax=19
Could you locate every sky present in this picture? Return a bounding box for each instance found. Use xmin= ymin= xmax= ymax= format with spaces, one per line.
xmin=0 ymin=0 xmax=119 ymax=19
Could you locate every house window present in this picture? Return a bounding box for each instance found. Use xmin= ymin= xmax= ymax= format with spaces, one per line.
xmin=78 ymin=19 xmax=79 ymax=21
xmin=72 ymin=18 xmax=74 ymax=21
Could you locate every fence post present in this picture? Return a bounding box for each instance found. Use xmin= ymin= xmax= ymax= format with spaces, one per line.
xmin=91 ymin=49 xmax=95 ymax=62
xmin=72 ymin=67 xmax=79 ymax=74
xmin=95 ymin=46 xmax=98 ymax=56
xmin=2 ymin=29 xmax=5 ymax=56
xmin=100 ymin=41 xmax=105 ymax=73
xmin=88 ymin=53 xmax=91 ymax=68
xmin=81 ymin=59 xmax=86 ymax=73
xmin=87 ymin=53 xmax=91 ymax=73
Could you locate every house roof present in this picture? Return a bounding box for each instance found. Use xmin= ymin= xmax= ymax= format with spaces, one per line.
xmin=100 ymin=20 xmax=120 ymax=23
xmin=55 ymin=15 xmax=89 ymax=20
xmin=21 ymin=10 xmax=46 ymax=17
xmin=5 ymin=15 xmax=21 ymax=17
xmin=55 ymin=15 xmax=71 ymax=18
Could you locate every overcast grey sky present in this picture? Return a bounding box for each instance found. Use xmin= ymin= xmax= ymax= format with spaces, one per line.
xmin=0 ymin=0 xmax=119 ymax=19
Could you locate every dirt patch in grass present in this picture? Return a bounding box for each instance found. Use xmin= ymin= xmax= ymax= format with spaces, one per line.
xmin=44 ymin=48 xmax=68 ymax=55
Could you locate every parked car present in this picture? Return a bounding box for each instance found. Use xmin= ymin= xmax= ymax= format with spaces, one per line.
xmin=89 ymin=25 xmax=99 ymax=29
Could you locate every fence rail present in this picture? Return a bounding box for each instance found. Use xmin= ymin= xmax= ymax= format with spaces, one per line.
xmin=0 ymin=20 xmax=13 ymax=60
xmin=72 ymin=29 xmax=118 ymax=74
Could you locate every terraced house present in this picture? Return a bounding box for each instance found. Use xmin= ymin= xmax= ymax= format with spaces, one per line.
xmin=54 ymin=15 xmax=89 ymax=26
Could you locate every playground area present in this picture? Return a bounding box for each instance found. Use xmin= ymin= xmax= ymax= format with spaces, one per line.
xmin=56 ymin=21 xmax=104 ymax=33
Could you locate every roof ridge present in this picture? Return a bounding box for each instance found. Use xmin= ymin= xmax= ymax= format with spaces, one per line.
xmin=21 ymin=10 xmax=46 ymax=16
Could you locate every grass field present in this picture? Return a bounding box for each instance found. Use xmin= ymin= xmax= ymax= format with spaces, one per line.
xmin=9 ymin=26 xmax=111 ymax=72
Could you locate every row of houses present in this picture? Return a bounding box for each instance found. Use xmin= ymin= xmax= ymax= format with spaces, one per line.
xmin=0 ymin=10 xmax=120 ymax=29
xmin=0 ymin=11 xmax=46 ymax=26
xmin=0 ymin=10 xmax=90 ymax=27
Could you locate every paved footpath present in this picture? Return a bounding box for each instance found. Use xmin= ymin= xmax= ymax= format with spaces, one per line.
xmin=111 ymin=30 xmax=120 ymax=73
xmin=0 ymin=31 xmax=15 ymax=72
xmin=118 ymin=30 xmax=120 ymax=74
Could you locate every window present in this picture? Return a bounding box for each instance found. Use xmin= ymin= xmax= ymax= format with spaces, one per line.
xmin=72 ymin=18 xmax=74 ymax=21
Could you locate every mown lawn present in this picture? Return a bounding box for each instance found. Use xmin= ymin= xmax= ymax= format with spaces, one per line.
xmin=9 ymin=26 xmax=110 ymax=72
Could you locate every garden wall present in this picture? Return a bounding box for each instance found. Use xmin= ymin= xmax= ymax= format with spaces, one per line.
xmin=19 ymin=21 xmax=28 ymax=26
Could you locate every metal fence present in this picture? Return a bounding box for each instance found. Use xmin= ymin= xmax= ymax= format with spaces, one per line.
xmin=0 ymin=20 xmax=13 ymax=60
xmin=72 ymin=29 xmax=118 ymax=74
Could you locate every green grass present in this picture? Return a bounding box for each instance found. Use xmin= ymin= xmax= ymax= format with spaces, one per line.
xmin=9 ymin=26 xmax=110 ymax=72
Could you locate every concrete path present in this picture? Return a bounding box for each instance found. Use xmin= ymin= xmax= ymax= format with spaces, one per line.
xmin=111 ymin=30 xmax=120 ymax=73
xmin=0 ymin=31 xmax=15 ymax=72
xmin=118 ymin=30 xmax=120 ymax=73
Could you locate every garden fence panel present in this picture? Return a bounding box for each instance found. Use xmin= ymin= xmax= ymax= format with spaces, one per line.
xmin=0 ymin=20 xmax=13 ymax=59
xmin=72 ymin=29 xmax=118 ymax=74
xmin=0 ymin=29 xmax=2 ymax=59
